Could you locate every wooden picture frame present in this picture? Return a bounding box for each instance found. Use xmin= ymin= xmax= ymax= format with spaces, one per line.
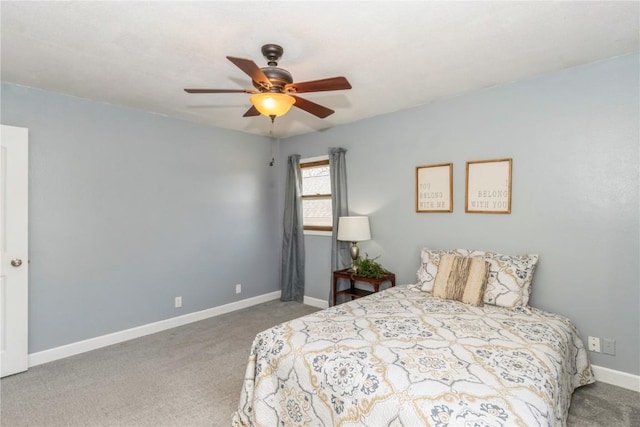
xmin=465 ymin=158 xmax=512 ymax=214
xmin=416 ymin=163 xmax=453 ymax=213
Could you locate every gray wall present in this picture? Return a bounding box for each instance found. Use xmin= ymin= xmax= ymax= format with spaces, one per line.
xmin=2 ymin=52 xmax=637 ymax=376
xmin=1 ymin=83 xmax=279 ymax=353
xmin=279 ymin=53 xmax=639 ymax=375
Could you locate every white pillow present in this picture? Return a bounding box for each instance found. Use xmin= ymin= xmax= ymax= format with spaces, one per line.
xmin=468 ymin=250 xmax=539 ymax=308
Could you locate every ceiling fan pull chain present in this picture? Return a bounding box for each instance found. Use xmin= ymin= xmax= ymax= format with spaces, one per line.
xmin=268 ymin=119 xmax=275 ymax=166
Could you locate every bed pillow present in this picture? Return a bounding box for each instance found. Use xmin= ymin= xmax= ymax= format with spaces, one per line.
xmin=433 ymin=254 xmax=490 ymax=306
xmin=416 ymin=248 xmax=470 ymax=292
xmin=468 ymin=250 xmax=539 ymax=308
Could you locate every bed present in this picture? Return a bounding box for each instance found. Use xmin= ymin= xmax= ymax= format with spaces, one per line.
xmin=232 ymin=249 xmax=594 ymax=426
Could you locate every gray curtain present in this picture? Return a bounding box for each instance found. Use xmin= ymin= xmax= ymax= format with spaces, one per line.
xmin=281 ymin=154 xmax=305 ymax=302
xmin=329 ymin=147 xmax=350 ymax=306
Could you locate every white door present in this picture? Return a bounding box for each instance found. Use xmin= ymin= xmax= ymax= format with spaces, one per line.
xmin=0 ymin=125 xmax=29 ymax=377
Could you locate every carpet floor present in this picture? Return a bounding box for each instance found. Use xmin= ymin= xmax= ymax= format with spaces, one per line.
xmin=1 ymin=299 xmax=638 ymax=426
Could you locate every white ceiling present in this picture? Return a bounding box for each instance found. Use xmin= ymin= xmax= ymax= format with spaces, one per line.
xmin=1 ymin=1 xmax=638 ymax=139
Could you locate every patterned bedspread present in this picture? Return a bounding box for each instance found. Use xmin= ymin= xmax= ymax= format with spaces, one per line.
xmin=232 ymin=285 xmax=594 ymax=426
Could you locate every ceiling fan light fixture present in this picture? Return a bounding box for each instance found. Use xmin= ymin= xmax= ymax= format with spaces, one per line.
xmin=250 ymin=93 xmax=295 ymax=117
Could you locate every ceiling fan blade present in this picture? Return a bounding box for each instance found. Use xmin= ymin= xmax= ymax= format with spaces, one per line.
xmin=227 ymin=56 xmax=272 ymax=89
xmin=184 ymin=88 xmax=256 ymax=94
xmin=243 ymin=106 xmax=260 ymax=117
xmin=291 ymin=95 xmax=334 ymax=118
xmin=285 ymin=77 xmax=352 ymax=94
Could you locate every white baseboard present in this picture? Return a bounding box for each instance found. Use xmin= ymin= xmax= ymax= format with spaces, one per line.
xmin=592 ymin=365 xmax=640 ymax=392
xmin=303 ymin=295 xmax=329 ymax=309
xmin=28 ymin=291 xmax=281 ymax=368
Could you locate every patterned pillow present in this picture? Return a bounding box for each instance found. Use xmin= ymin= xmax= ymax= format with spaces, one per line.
xmin=433 ymin=254 xmax=490 ymax=306
xmin=468 ymin=250 xmax=539 ymax=308
xmin=416 ymin=248 xmax=470 ymax=292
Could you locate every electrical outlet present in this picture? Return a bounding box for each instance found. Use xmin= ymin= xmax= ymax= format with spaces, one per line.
xmin=175 ymin=296 xmax=182 ymax=308
xmin=588 ymin=336 xmax=600 ymax=353
xmin=603 ymin=338 xmax=616 ymax=355
xmin=235 ymin=284 xmax=242 ymax=294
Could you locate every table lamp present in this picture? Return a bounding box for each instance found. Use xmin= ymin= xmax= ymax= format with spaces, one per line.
xmin=337 ymin=216 xmax=371 ymax=273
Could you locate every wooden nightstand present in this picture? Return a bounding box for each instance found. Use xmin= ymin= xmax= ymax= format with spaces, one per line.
xmin=332 ymin=268 xmax=396 ymax=306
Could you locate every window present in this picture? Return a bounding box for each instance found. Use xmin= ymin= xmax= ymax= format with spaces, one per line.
xmin=301 ymin=157 xmax=332 ymax=231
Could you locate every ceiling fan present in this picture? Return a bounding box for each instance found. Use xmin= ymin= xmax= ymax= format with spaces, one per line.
xmin=184 ymin=44 xmax=352 ymax=121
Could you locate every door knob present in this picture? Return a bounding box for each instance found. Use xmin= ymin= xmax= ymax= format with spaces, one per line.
xmin=10 ymin=259 xmax=22 ymax=267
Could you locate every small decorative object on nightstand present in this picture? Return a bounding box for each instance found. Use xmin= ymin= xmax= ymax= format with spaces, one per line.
xmin=332 ymin=268 xmax=396 ymax=306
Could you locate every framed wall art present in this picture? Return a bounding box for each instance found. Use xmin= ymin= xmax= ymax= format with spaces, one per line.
xmin=465 ymin=158 xmax=512 ymax=214
xmin=416 ymin=163 xmax=453 ymax=213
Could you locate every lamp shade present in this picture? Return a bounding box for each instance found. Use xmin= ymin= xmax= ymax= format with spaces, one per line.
xmin=250 ymin=93 xmax=295 ymax=117
xmin=337 ymin=216 xmax=371 ymax=242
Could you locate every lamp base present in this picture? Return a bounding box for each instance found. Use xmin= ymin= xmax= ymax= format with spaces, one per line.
xmin=349 ymin=241 xmax=359 ymax=273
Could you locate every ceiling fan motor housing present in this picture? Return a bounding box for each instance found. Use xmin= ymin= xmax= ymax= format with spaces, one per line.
xmin=253 ymin=67 xmax=293 ymax=92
